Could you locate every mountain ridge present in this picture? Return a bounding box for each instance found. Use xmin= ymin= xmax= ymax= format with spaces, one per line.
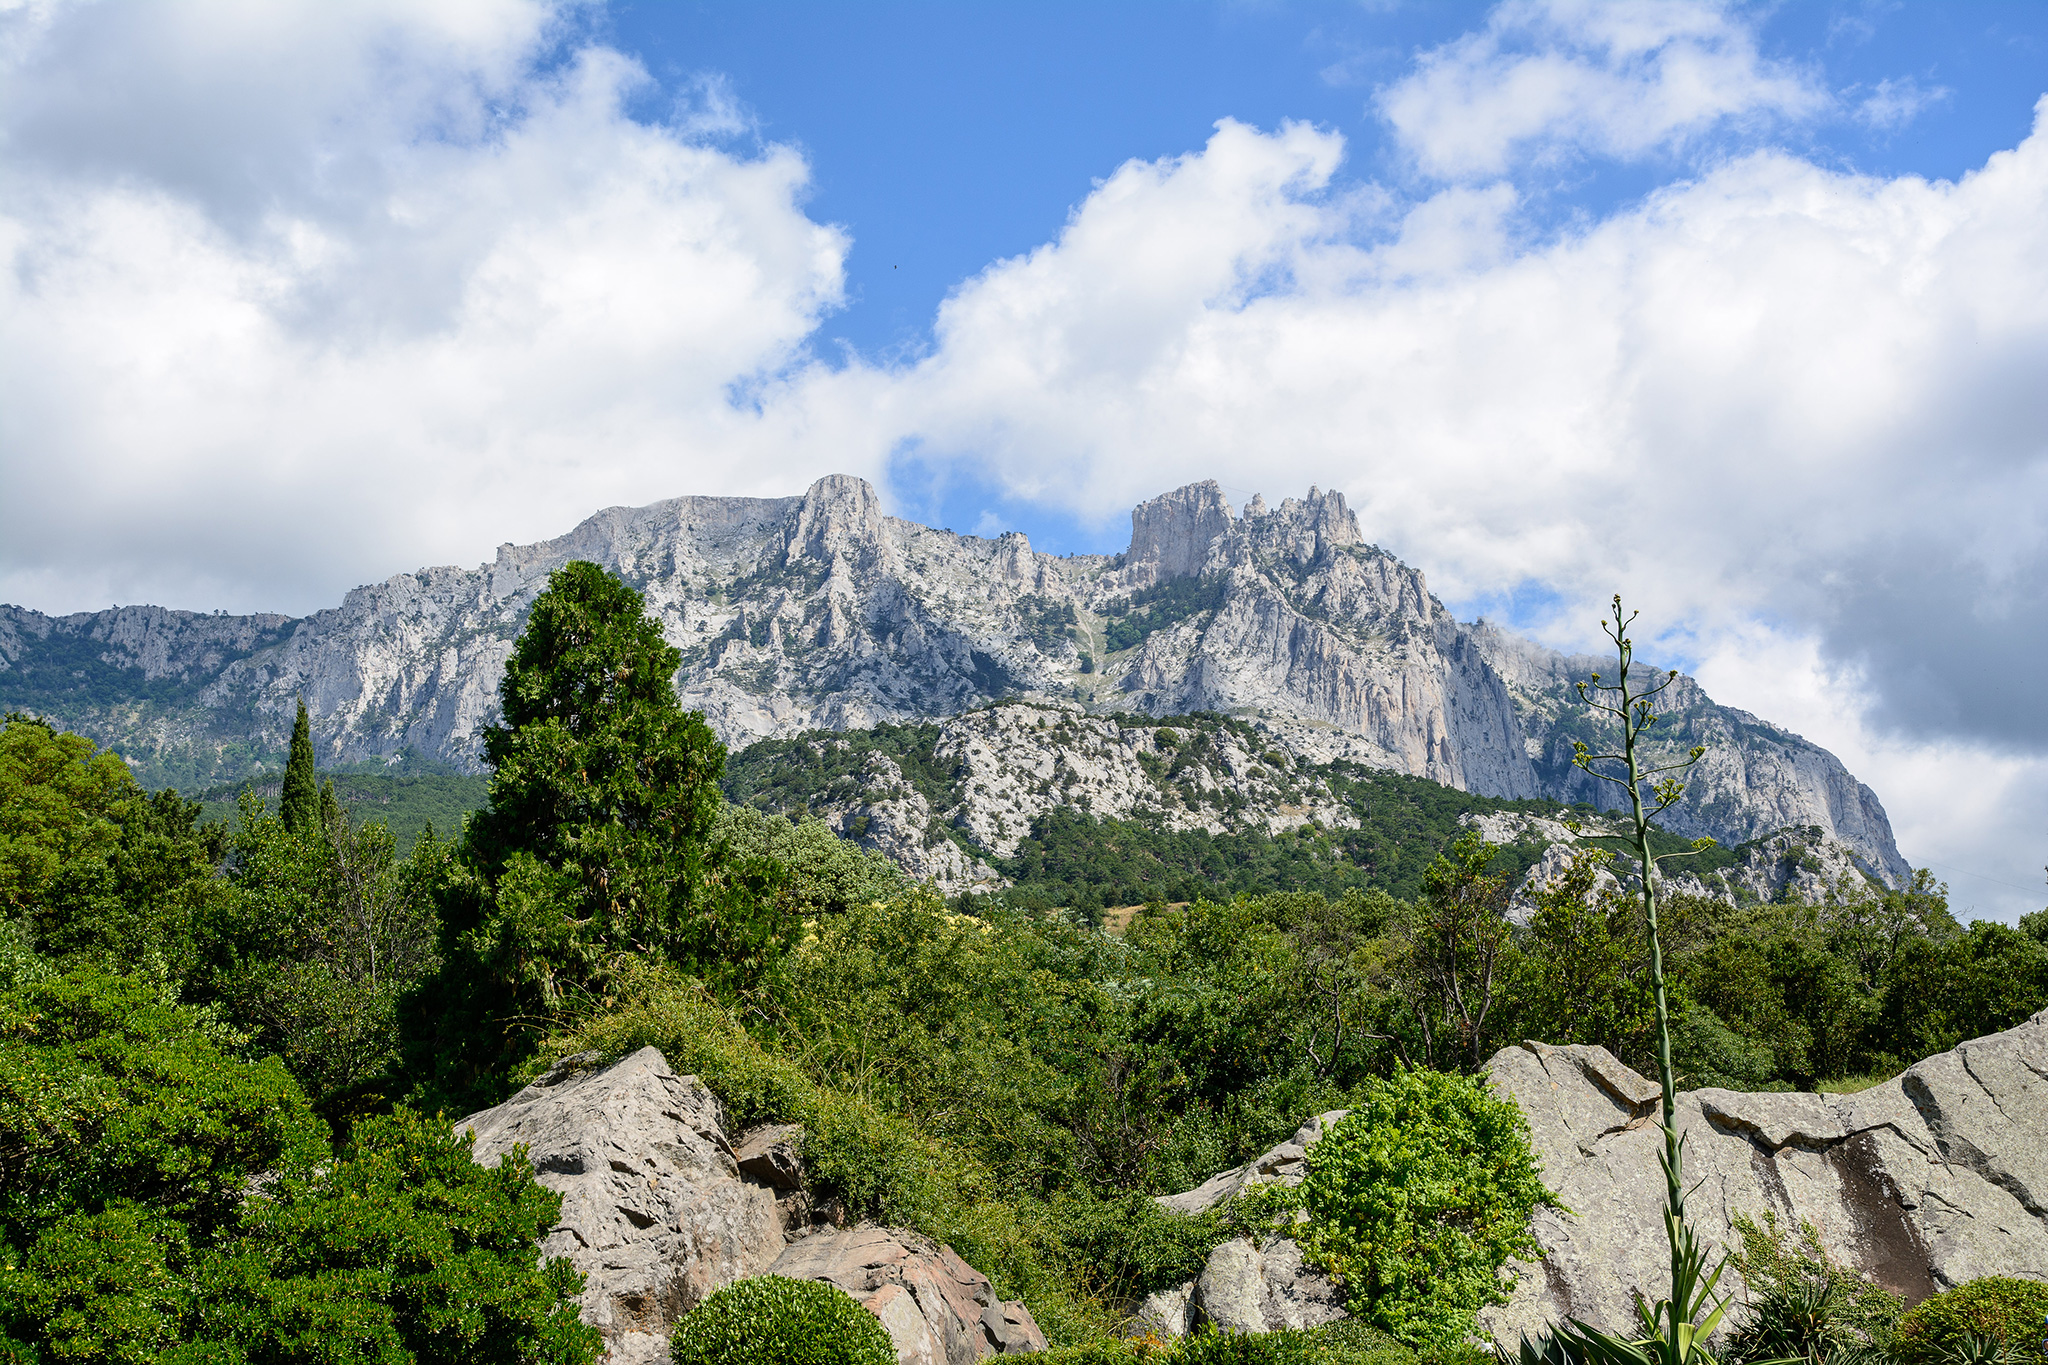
xmin=0 ymin=474 xmax=1909 ymax=882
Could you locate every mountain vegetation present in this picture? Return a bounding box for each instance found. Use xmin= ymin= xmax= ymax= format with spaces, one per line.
xmin=0 ymin=561 xmax=2042 ymax=1364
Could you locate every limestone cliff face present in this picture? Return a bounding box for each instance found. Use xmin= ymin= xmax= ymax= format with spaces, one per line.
xmin=1469 ymin=623 xmax=1912 ymax=884
xmin=0 ymin=475 xmax=1908 ymax=880
xmin=1114 ymin=483 xmax=1536 ymax=798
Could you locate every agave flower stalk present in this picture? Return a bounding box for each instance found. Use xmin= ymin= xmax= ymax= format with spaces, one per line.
xmin=1558 ymin=596 xmax=1723 ymax=1365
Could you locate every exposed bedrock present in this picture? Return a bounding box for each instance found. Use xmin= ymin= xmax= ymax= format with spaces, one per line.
xmin=1480 ymin=1008 xmax=2048 ymax=1342
xmin=1 ymin=474 xmax=1908 ymax=879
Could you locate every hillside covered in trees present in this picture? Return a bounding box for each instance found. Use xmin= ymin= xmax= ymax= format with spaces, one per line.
xmin=2 ymin=562 xmax=2042 ymax=1364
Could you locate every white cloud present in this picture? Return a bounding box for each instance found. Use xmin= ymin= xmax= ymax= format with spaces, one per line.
xmin=4 ymin=0 xmax=2046 ymax=918
xmin=0 ymin=0 xmax=857 ymax=616
xmin=1855 ymin=75 xmax=1949 ymax=131
xmin=1376 ymin=0 xmax=1831 ymax=179
xmin=848 ymin=104 xmax=2048 ymax=917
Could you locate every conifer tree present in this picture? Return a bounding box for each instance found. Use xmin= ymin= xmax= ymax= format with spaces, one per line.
xmin=414 ymin=561 xmax=786 ymax=1102
xmin=279 ymin=698 xmax=319 ymax=837
xmin=318 ymin=777 xmax=341 ymax=834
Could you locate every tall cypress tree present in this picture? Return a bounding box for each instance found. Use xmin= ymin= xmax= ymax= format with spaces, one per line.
xmin=280 ymin=698 xmax=319 ymax=837
xmin=415 ymin=560 xmax=787 ymax=1103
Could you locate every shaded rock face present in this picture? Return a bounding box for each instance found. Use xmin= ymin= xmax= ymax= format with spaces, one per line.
xmin=455 ymin=1048 xmax=784 ymax=1365
xmin=770 ymin=1225 xmax=1047 ymax=1365
xmin=1481 ymin=1010 xmax=2048 ymax=1345
xmin=1 ymin=474 xmax=1905 ymax=880
xmin=456 ymin=1046 xmax=1043 ymax=1365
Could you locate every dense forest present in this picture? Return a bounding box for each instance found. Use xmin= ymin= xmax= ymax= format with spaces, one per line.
xmin=3 ymin=561 xmax=2043 ymax=1365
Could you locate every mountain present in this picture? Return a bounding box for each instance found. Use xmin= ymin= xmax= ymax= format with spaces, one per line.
xmin=0 ymin=474 xmax=1910 ymax=882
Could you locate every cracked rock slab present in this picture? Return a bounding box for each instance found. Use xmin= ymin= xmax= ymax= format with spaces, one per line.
xmin=456 ymin=1047 xmax=785 ymax=1365
xmin=1479 ymin=1010 xmax=2048 ymax=1347
xmin=1195 ymin=1237 xmax=1347 ymax=1335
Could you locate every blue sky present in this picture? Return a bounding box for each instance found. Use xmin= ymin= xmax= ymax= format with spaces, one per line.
xmin=608 ymin=2 xmax=2046 ymax=356
xmin=3 ymin=0 xmax=2048 ymax=916
xmin=594 ymin=1 xmax=2048 ymax=558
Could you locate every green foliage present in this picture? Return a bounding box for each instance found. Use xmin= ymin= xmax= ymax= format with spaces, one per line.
xmin=188 ymin=1108 xmax=602 ymax=1365
xmin=417 ymin=561 xmax=789 ymax=1103
xmin=1376 ymin=832 xmax=1515 ymax=1072
xmin=1726 ymin=1212 xmax=1901 ymax=1365
xmin=280 ymin=698 xmax=320 ymax=838
xmin=669 ymin=1274 xmax=893 ymax=1365
xmin=722 ymin=720 xmax=961 ymax=829
xmin=1873 ymin=922 xmax=2048 ymax=1067
xmin=0 ymin=715 xmax=225 ymax=977
xmin=1292 ymin=1069 xmax=1550 ymax=1351
xmin=1895 ymin=1278 xmax=2048 ymax=1365
xmin=0 ymin=967 xmax=325 ymax=1244
xmin=1018 ymin=595 xmax=1082 ymax=652
xmin=1037 ymin=1320 xmax=1461 ymax=1364
xmin=1102 ymin=577 xmax=1229 ymax=653
xmin=191 ymin=762 xmax=492 ymax=853
xmin=713 ymin=804 xmax=905 ymax=917
xmin=202 ymin=796 xmax=448 ymax=1118
xmin=997 ymin=808 xmax=1385 ymax=912
xmin=0 ymin=965 xmax=596 ymax=1365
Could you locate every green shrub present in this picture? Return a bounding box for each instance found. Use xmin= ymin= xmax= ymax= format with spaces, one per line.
xmin=1293 ymin=1069 xmax=1553 ymax=1351
xmin=531 ymin=959 xmax=1108 ymax=1347
xmin=1896 ymin=1277 xmax=2048 ymax=1365
xmin=1727 ymin=1211 xmax=1901 ymax=1362
xmin=670 ymin=1275 xmax=893 ymax=1365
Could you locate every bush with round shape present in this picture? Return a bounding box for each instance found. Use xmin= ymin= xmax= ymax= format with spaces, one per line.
xmin=670 ymin=1275 xmax=894 ymax=1365
xmin=1294 ymin=1068 xmax=1553 ymax=1352
xmin=1895 ymin=1277 xmax=2048 ymax=1365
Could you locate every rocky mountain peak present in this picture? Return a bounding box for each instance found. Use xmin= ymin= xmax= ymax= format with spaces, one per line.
xmin=1126 ymin=480 xmax=1237 ymax=583
xmin=0 ymin=475 xmax=1911 ymax=882
xmin=1242 ymin=484 xmax=1361 ymax=568
xmin=787 ymin=473 xmax=885 ymax=569
xmin=1125 ymin=481 xmax=1365 ymax=585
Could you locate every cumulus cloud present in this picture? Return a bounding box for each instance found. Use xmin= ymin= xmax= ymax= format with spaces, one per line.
xmin=854 ymin=100 xmax=2048 ymax=914
xmin=3 ymin=0 xmax=2044 ymax=915
xmin=0 ymin=0 xmax=857 ymax=616
xmin=881 ymin=111 xmax=2048 ymax=753
xmin=1375 ymin=0 xmax=1831 ymax=179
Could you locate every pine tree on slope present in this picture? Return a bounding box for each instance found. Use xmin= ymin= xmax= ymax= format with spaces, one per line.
xmin=280 ymin=698 xmax=319 ymax=837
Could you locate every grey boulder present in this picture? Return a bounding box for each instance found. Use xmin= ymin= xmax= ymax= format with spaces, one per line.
xmin=1153 ymin=1110 xmax=1348 ymax=1216
xmin=1146 ymin=1113 xmax=1354 ymax=1337
xmin=455 ymin=1047 xmax=784 ymax=1365
xmin=1195 ymin=1237 xmax=1347 ymax=1334
xmin=770 ymin=1224 xmax=1047 ymax=1364
xmin=1481 ymin=1008 xmax=2048 ymax=1345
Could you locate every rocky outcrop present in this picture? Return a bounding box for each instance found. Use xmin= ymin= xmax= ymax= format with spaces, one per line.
xmin=770 ymin=1226 xmax=1047 ymax=1365
xmin=1153 ymin=1111 xmax=1347 ymax=1217
xmin=456 ymin=1048 xmax=786 ymax=1365
xmin=0 ymin=475 xmax=1908 ymax=880
xmin=456 ymin=1046 xmax=1043 ymax=1365
xmin=1143 ymin=1114 xmax=1352 ymax=1340
xmin=1461 ymin=810 xmax=1888 ymax=916
xmin=1194 ymin=1237 xmax=1348 ymax=1336
xmin=1480 ymin=1010 xmax=2048 ymax=1345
